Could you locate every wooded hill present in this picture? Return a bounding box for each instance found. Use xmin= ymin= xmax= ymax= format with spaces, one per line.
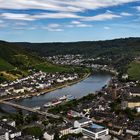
xmin=16 ymin=37 xmax=140 ymax=73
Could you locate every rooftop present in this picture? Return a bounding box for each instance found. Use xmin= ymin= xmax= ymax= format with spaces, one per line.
xmin=129 ymin=87 xmax=140 ymax=94
xmin=83 ymin=123 xmax=106 ymax=133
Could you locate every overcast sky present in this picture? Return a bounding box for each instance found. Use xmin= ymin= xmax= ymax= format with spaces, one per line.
xmin=0 ymin=0 xmax=140 ymax=42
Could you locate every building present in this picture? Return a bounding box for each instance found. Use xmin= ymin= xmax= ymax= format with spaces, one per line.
xmin=43 ymin=131 xmax=54 ymax=140
xmin=0 ymin=128 xmax=9 ymax=140
xmin=121 ymin=98 xmax=140 ymax=109
xmin=74 ymin=118 xmax=92 ymax=128
xmin=109 ymin=127 xmax=123 ymax=135
xmin=67 ymin=110 xmax=81 ymax=118
xmin=129 ymin=87 xmax=140 ymax=97
xmin=82 ymin=123 xmax=109 ymax=140
xmin=136 ymin=106 xmax=140 ymax=112
xmin=0 ymin=121 xmax=21 ymax=140
xmin=73 ymin=118 xmax=109 ymax=139
xmin=59 ymin=123 xmax=73 ymax=136
xmin=2 ymin=119 xmax=16 ymax=127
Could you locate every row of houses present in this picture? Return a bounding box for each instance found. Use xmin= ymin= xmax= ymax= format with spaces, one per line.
xmin=0 ymin=71 xmax=79 ymax=97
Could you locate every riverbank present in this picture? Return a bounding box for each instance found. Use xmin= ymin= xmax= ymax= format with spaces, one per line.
xmin=0 ymin=72 xmax=91 ymax=102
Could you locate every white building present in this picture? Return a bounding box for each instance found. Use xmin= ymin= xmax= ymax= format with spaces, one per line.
xmin=73 ymin=118 xmax=108 ymax=139
xmin=13 ymin=88 xmax=25 ymax=94
xmin=82 ymin=123 xmax=109 ymax=140
xmin=136 ymin=106 xmax=140 ymax=112
xmin=43 ymin=132 xmax=54 ymax=140
xmin=74 ymin=118 xmax=92 ymax=128
xmin=0 ymin=129 xmax=9 ymax=140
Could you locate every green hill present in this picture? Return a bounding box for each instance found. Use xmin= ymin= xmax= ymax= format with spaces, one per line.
xmin=0 ymin=41 xmax=41 ymax=71
xmin=15 ymin=37 xmax=140 ymax=80
xmin=0 ymin=41 xmax=74 ymax=82
xmin=1 ymin=37 xmax=140 ymax=81
xmin=0 ymin=41 xmax=43 ymax=81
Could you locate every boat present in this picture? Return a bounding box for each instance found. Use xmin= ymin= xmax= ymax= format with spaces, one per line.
xmin=44 ymin=100 xmax=62 ymax=108
xmin=59 ymin=95 xmax=67 ymax=101
xmin=44 ymin=94 xmax=75 ymax=108
xmin=51 ymin=100 xmax=62 ymax=106
xmin=37 ymin=93 xmax=40 ymax=96
xmin=66 ymin=95 xmax=75 ymax=101
xmin=44 ymin=102 xmax=52 ymax=108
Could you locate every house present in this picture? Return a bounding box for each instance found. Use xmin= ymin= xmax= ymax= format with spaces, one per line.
xmin=136 ymin=106 xmax=140 ymax=112
xmin=43 ymin=131 xmax=54 ymax=140
xmin=121 ymin=98 xmax=140 ymax=109
xmin=2 ymin=119 xmax=16 ymax=127
xmin=0 ymin=89 xmax=7 ymax=97
xmin=126 ymin=129 xmax=139 ymax=136
xmin=109 ymin=127 xmax=123 ymax=135
xmin=0 ymin=128 xmax=9 ymax=140
xmin=59 ymin=123 xmax=73 ymax=137
xmin=9 ymin=130 xmax=22 ymax=139
xmin=0 ymin=121 xmax=21 ymax=140
xmin=13 ymin=88 xmax=25 ymax=94
xmin=69 ymin=127 xmax=82 ymax=134
xmin=67 ymin=110 xmax=81 ymax=118
xmin=82 ymin=123 xmax=109 ymax=140
xmin=74 ymin=118 xmax=92 ymax=128
xmin=122 ymin=74 xmax=128 ymax=80
xmin=129 ymin=87 xmax=140 ymax=97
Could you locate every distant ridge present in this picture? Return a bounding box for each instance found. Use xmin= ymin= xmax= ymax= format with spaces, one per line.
xmin=13 ymin=37 xmax=140 ymax=73
xmin=1 ymin=37 xmax=140 ymax=74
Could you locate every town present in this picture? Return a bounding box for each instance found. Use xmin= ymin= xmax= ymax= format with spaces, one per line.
xmin=0 ymin=55 xmax=139 ymax=140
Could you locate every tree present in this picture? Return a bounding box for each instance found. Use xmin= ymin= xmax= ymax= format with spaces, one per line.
xmin=54 ymin=131 xmax=60 ymax=140
xmin=23 ymin=126 xmax=43 ymax=138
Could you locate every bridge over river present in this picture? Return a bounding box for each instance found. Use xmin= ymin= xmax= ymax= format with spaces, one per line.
xmin=0 ymin=100 xmax=60 ymax=119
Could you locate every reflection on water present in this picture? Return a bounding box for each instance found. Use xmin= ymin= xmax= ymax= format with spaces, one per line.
xmin=0 ymin=73 xmax=111 ymax=113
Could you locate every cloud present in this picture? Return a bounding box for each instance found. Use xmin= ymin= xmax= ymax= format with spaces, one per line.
xmin=1 ymin=13 xmax=35 ymax=21
xmin=70 ymin=20 xmax=92 ymax=27
xmin=0 ymin=12 xmax=80 ymax=21
xmin=14 ymin=22 xmax=28 ymax=26
xmin=135 ymin=6 xmax=140 ymax=11
xmin=71 ymin=21 xmax=82 ymax=25
xmin=0 ymin=20 xmax=4 ymax=23
xmin=81 ymin=12 xmax=121 ymax=21
xmin=104 ymin=26 xmax=111 ymax=30
xmin=12 ymin=26 xmax=37 ymax=30
xmin=120 ymin=12 xmax=132 ymax=16
xmin=43 ymin=23 xmax=63 ymax=32
xmin=34 ymin=12 xmax=80 ymax=19
xmin=0 ymin=11 xmax=122 ymax=23
xmin=0 ymin=0 xmax=138 ymax=12
xmin=0 ymin=20 xmax=7 ymax=28
xmin=76 ymin=24 xmax=92 ymax=27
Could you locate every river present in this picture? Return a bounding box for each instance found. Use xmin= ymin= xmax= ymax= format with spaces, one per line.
xmin=0 ymin=73 xmax=111 ymax=114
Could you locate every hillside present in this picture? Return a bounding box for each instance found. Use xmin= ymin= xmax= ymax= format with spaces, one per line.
xmin=1 ymin=37 xmax=140 ymax=81
xmin=0 ymin=40 xmax=41 ymax=71
xmin=0 ymin=41 xmax=77 ymax=82
xmin=16 ymin=37 xmax=140 ymax=56
xmin=0 ymin=41 xmax=43 ymax=82
xmin=16 ymin=37 xmax=140 ymax=72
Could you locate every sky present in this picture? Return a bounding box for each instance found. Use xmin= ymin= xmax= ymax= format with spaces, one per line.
xmin=0 ymin=0 xmax=140 ymax=42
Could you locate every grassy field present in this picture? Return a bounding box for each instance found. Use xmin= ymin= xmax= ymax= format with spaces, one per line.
xmin=127 ymin=61 xmax=140 ymax=80
xmin=34 ymin=62 xmax=72 ymax=73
